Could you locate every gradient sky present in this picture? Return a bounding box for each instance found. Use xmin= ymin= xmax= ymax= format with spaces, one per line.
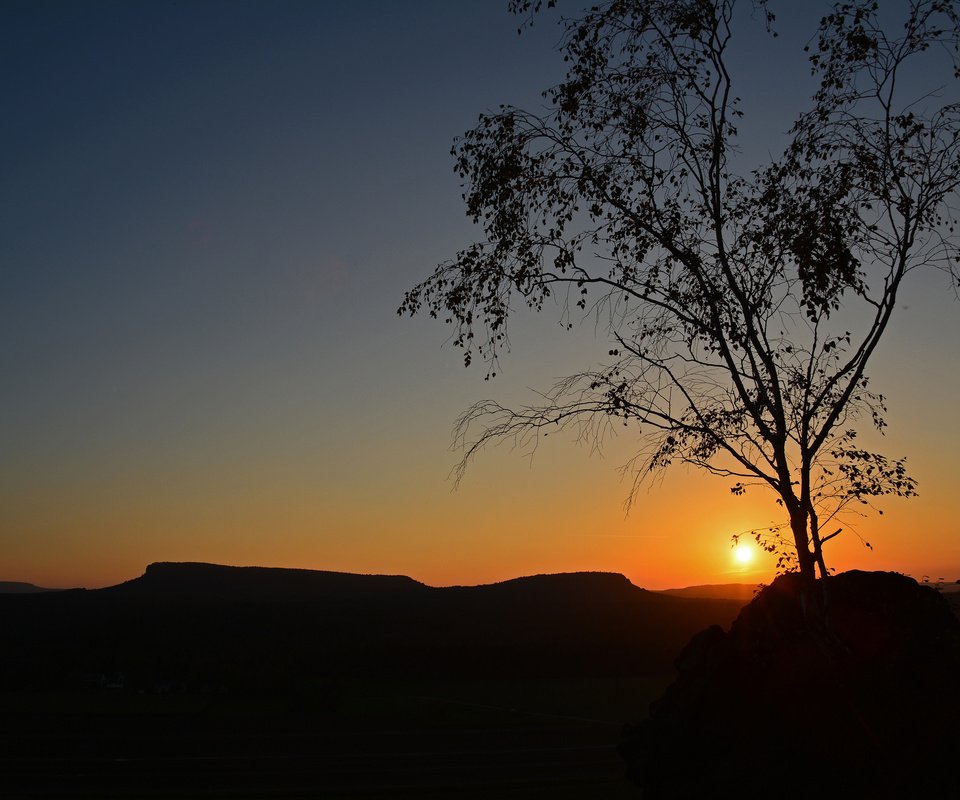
xmin=3 ymin=0 xmax=958 ymax=590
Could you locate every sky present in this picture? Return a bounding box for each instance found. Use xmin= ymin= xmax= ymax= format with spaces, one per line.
xmin=2 ymin=0 xmax=958 ymax=591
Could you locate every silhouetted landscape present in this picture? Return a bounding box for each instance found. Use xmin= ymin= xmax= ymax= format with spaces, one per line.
xmin=3 ymin=563 xmax=959 ymax=797
xmin=1 ymin=562 xmax=746 ymax=686
xmin=0 ymin=562 xmax=745 ymax=798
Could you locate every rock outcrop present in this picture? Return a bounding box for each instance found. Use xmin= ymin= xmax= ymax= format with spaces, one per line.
xmin=622 ymin=570 xmax=960 ymax=799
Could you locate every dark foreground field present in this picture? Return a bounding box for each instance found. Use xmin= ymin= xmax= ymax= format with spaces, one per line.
xmin=1 ymin=677 xmax=669 ymax=799
xmin=6 ymin=565 xmax=958 ymax=798
xmin=1 ymin=563 xmax=745 ymax=798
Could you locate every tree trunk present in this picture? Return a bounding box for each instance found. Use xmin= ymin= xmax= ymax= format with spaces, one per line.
xmin=790 ymin=511 xmax=816 ymax=585
xmin=788 ymin=508 xmax=828 ymax=627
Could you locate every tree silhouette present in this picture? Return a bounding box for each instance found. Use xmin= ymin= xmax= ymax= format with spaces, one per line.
xmin=401 ymin=0 xmax=960 ymax=583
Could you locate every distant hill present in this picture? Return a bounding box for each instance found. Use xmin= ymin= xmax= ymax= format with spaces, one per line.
xmin=0 ymin=562 xmax=743 ymax=691
xmin=928 ymin=580 xmax=960 ymax=593
xmin=104 ymin=561 xmax=426 ymax=599
xmin=0 ymin=581 xmax=60 ymax=594
xmin=657 ymin=583 xmax=761 ymax=603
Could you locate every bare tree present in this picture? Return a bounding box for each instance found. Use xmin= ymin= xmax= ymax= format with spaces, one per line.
xmin=400 ymin=0 xmax=960 ymax=583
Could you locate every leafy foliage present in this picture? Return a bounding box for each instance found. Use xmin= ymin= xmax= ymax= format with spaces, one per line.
xmin=401 ymin=0 xmax=960 ymax=581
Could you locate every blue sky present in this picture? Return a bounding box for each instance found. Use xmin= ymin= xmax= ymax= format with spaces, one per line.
xmin=2 ymin=1 xmax=958 ymax=589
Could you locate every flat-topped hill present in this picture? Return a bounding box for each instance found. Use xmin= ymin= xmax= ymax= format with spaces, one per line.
xmin=0 ymin=563 xmax=743 ymax=688
xmin=104 ymin=561 xmax=427 ymax=599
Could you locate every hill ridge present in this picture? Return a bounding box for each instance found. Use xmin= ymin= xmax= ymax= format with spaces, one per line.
xmin=0 ymin=581 xmax=61 ymax=594
xmin=0 ymin=562 xmax=747 ymax=687
xmin=104 ymin=561 xmax=427 ymax=599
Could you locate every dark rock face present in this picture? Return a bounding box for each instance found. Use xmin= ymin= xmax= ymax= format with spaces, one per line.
xmin=621 ymin=571 xmax=960 ymax=799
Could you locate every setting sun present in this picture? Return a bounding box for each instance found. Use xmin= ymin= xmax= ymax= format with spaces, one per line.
xmin=733 ymin=543 xmax=754 ymax=566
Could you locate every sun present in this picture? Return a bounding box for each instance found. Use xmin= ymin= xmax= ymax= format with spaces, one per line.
xmin=733 ymin=543 xmax=754 ymax=566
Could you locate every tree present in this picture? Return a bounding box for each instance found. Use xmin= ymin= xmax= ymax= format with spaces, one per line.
xmin=400 ymin=0 xmax=960 ymax=584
